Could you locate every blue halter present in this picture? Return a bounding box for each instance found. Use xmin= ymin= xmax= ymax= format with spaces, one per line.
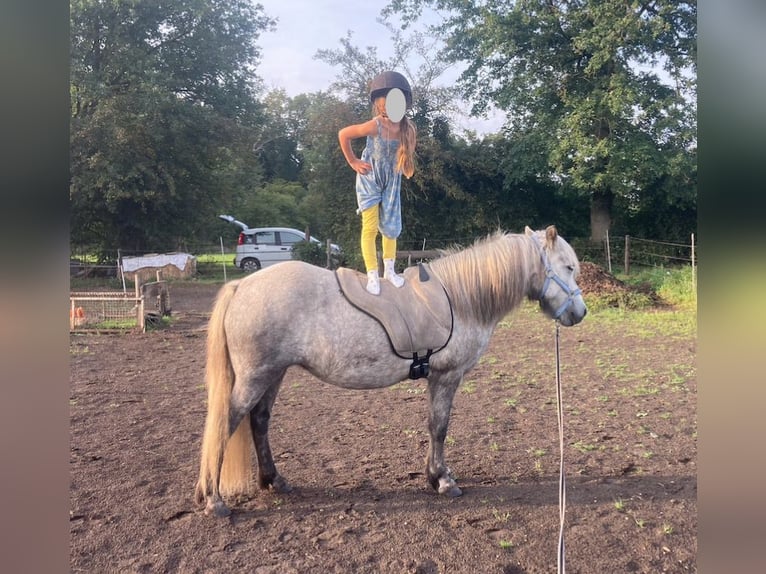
xmin=533 ymin=239 xmax=582 ymax=321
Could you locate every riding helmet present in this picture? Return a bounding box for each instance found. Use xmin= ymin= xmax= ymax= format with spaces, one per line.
xmin=369 ymin=71 xmax=413 ymax=108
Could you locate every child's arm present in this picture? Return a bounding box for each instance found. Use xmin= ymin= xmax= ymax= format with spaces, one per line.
xmin=338 ymin=119 xmax=378 ymax=175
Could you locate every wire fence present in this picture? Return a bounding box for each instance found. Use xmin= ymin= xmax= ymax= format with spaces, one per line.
xmin=71 ymin=232 xmax=698 ymax=278
xmin=393 ymin=232 xmax=698 ymax=277
xmin=569 ymin=233 xmax=697 ymax=275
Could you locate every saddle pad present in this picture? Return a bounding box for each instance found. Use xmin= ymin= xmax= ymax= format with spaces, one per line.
xmin=336 ymin=264 xmax=452 ymax=357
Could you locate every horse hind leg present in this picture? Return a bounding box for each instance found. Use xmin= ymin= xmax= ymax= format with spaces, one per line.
xmin=196 ymin=402 xmax=253 ymax=518
xmin=197 ymin=370 xmax=279 ymax=517
xmin=249 ymin=379 xmax=292 ymax=494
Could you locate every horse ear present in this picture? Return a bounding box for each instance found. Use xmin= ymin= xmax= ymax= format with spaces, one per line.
xmin=524 ymin=226 xmax=534 ymax=237
xmin=545 ymin=225 xmax=558 ymax=247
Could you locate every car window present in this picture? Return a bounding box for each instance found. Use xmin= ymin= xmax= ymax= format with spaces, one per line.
xmin=254 ymin=231 xmax=277 ymax=245
xmin=243 ymin=234 xmax=255 ymax=244
xmin=279 ymin=231 xmax=304 ymax=246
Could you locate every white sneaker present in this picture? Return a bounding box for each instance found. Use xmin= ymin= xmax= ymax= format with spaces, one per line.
xmin=383 ymin=259 xmax=404 ymax=288
xmin=366 ymin=270 xmax=381 ymax=295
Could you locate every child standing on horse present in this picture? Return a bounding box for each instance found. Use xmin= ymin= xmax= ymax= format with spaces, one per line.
xmin=338 ymin=71 xmax=417 ymax=295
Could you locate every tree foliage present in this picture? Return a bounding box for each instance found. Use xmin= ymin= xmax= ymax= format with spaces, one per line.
xmin=70 ymin=0 xmax=274 ymax=253
xmin=384 ymin=0 xmax=697 ymax=241
xmin=69 ymin=1 xmax=697 ymax=262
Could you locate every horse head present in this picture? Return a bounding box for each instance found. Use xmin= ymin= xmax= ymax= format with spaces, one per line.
xmin=525 ymin=226 xmax=587 ymax=327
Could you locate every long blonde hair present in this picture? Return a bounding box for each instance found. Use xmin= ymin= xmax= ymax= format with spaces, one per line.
xmin=373 ymin=98 xmax=417 ymax=178
xmin=396 ymin=117 xmax=417 ymax=178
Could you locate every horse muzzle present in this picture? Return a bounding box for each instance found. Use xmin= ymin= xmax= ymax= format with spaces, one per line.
xmin=555 ymin=295 xmax=587 ymax=326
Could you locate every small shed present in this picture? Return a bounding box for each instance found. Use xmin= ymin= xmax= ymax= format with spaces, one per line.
xmin=121 ymin=252 xmax=197 ymax=282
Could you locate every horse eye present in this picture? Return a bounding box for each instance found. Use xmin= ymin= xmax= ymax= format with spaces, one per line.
xmin=566 ymin=265 xmax=575 ymax=272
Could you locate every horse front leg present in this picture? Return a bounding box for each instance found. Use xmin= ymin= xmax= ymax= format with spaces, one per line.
xmin=249 ymin=381 xmax=292 ymax=494
xmin=426 ymin=373 xmax=463 ymax=497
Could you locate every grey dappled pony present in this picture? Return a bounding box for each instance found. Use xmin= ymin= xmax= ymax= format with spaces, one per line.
xmin=195 ymin=226 xmax=587 ymax=517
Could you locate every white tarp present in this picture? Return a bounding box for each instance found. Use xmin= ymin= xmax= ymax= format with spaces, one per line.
xmin=121 ymin=253 xmax=195 ymax=273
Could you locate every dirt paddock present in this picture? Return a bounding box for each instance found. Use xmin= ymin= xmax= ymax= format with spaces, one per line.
xmin=70 ymin=276 xmax=696 ymax=573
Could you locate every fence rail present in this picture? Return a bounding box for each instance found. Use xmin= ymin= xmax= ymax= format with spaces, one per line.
xmin=71 ymin=232 xmax=698 ymax=277
xmin=70 ymin=279 xmax=170 ymax=332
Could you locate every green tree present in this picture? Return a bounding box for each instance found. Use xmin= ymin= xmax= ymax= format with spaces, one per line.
xmin=385 ymin=0 xmax=697 ymax=241
xmin=299 ymin=93 xmax=362 ymax=259
xmin=252 ymin=90 xmax=311 ymax=182
xmin=70 ymin=0 xmax=274 ymax=254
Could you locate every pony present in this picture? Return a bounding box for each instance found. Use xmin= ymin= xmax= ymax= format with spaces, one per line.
xmin=194 ymin=225 xmax=587 ymax=516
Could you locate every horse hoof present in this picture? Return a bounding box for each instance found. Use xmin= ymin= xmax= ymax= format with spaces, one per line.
xmin=204 ymin=500 xmax=231 ymax=518
xmin=271 ymin=476 xmax=293 ymax=494
xmin=264 ymin=475 xmax=293 ymax=494
xmin=437 ymin=477 xmax=462 ymax=497
xmin=443 ymin=485 xmax=463 ymax=497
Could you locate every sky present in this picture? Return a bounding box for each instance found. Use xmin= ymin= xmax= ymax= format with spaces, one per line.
xmin=253 ymin=0 xmax=505 ymax=135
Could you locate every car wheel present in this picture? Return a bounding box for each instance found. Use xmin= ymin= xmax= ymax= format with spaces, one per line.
xmin=241 ymin=258 xmax=261 ymax=272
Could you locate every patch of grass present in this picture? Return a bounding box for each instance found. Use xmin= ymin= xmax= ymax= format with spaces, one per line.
xmin=572 ymin=440 xmax=598 ymax=453
xmin=492 ymin=508 xmax=511 ymax=523
xmin=667 ymin=366 xmax=693 ymax=389
xmin=618 ymin=265 xmax=697 ymax=310
xmin=489 ymin=370 xmax=506 ymax=381
xmin=617 ymin=383 xmax=659 ymax=398
xmin=632 ymin=383 xmax=660 ymax=397
xmin=460 ymin=380 xmax=477 ymax=394
xmin=195 ymin=252 xmax=233 ymax=265
xmin=91 ymin=318 xmax=138 ymax=330
xmin=585 ymin=306 xmax=696 ymax=339
xmin=597 ymin=361 xmax=634 ymax=383
xmin=499 ymin=540 xmax=513 ymax=550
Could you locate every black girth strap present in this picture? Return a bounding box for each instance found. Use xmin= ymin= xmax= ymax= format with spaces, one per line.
xmin=409 ymin=350 xmax=433 ymax=380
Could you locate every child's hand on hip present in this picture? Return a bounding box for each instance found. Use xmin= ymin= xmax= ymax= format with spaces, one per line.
xmin=351 ymin=159 xmax=372 ymax=175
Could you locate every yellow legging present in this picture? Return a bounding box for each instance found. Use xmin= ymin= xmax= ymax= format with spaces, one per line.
xmin=361 ymin=205 xmax=396 ymax=273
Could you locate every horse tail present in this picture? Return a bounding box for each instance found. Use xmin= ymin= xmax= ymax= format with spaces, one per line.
xmin=194 ymin=280 xmax=253 ymax=505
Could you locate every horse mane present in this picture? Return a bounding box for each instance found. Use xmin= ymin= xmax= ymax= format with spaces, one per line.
xmin=428 ymin=231 xmax=538 ymax=325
